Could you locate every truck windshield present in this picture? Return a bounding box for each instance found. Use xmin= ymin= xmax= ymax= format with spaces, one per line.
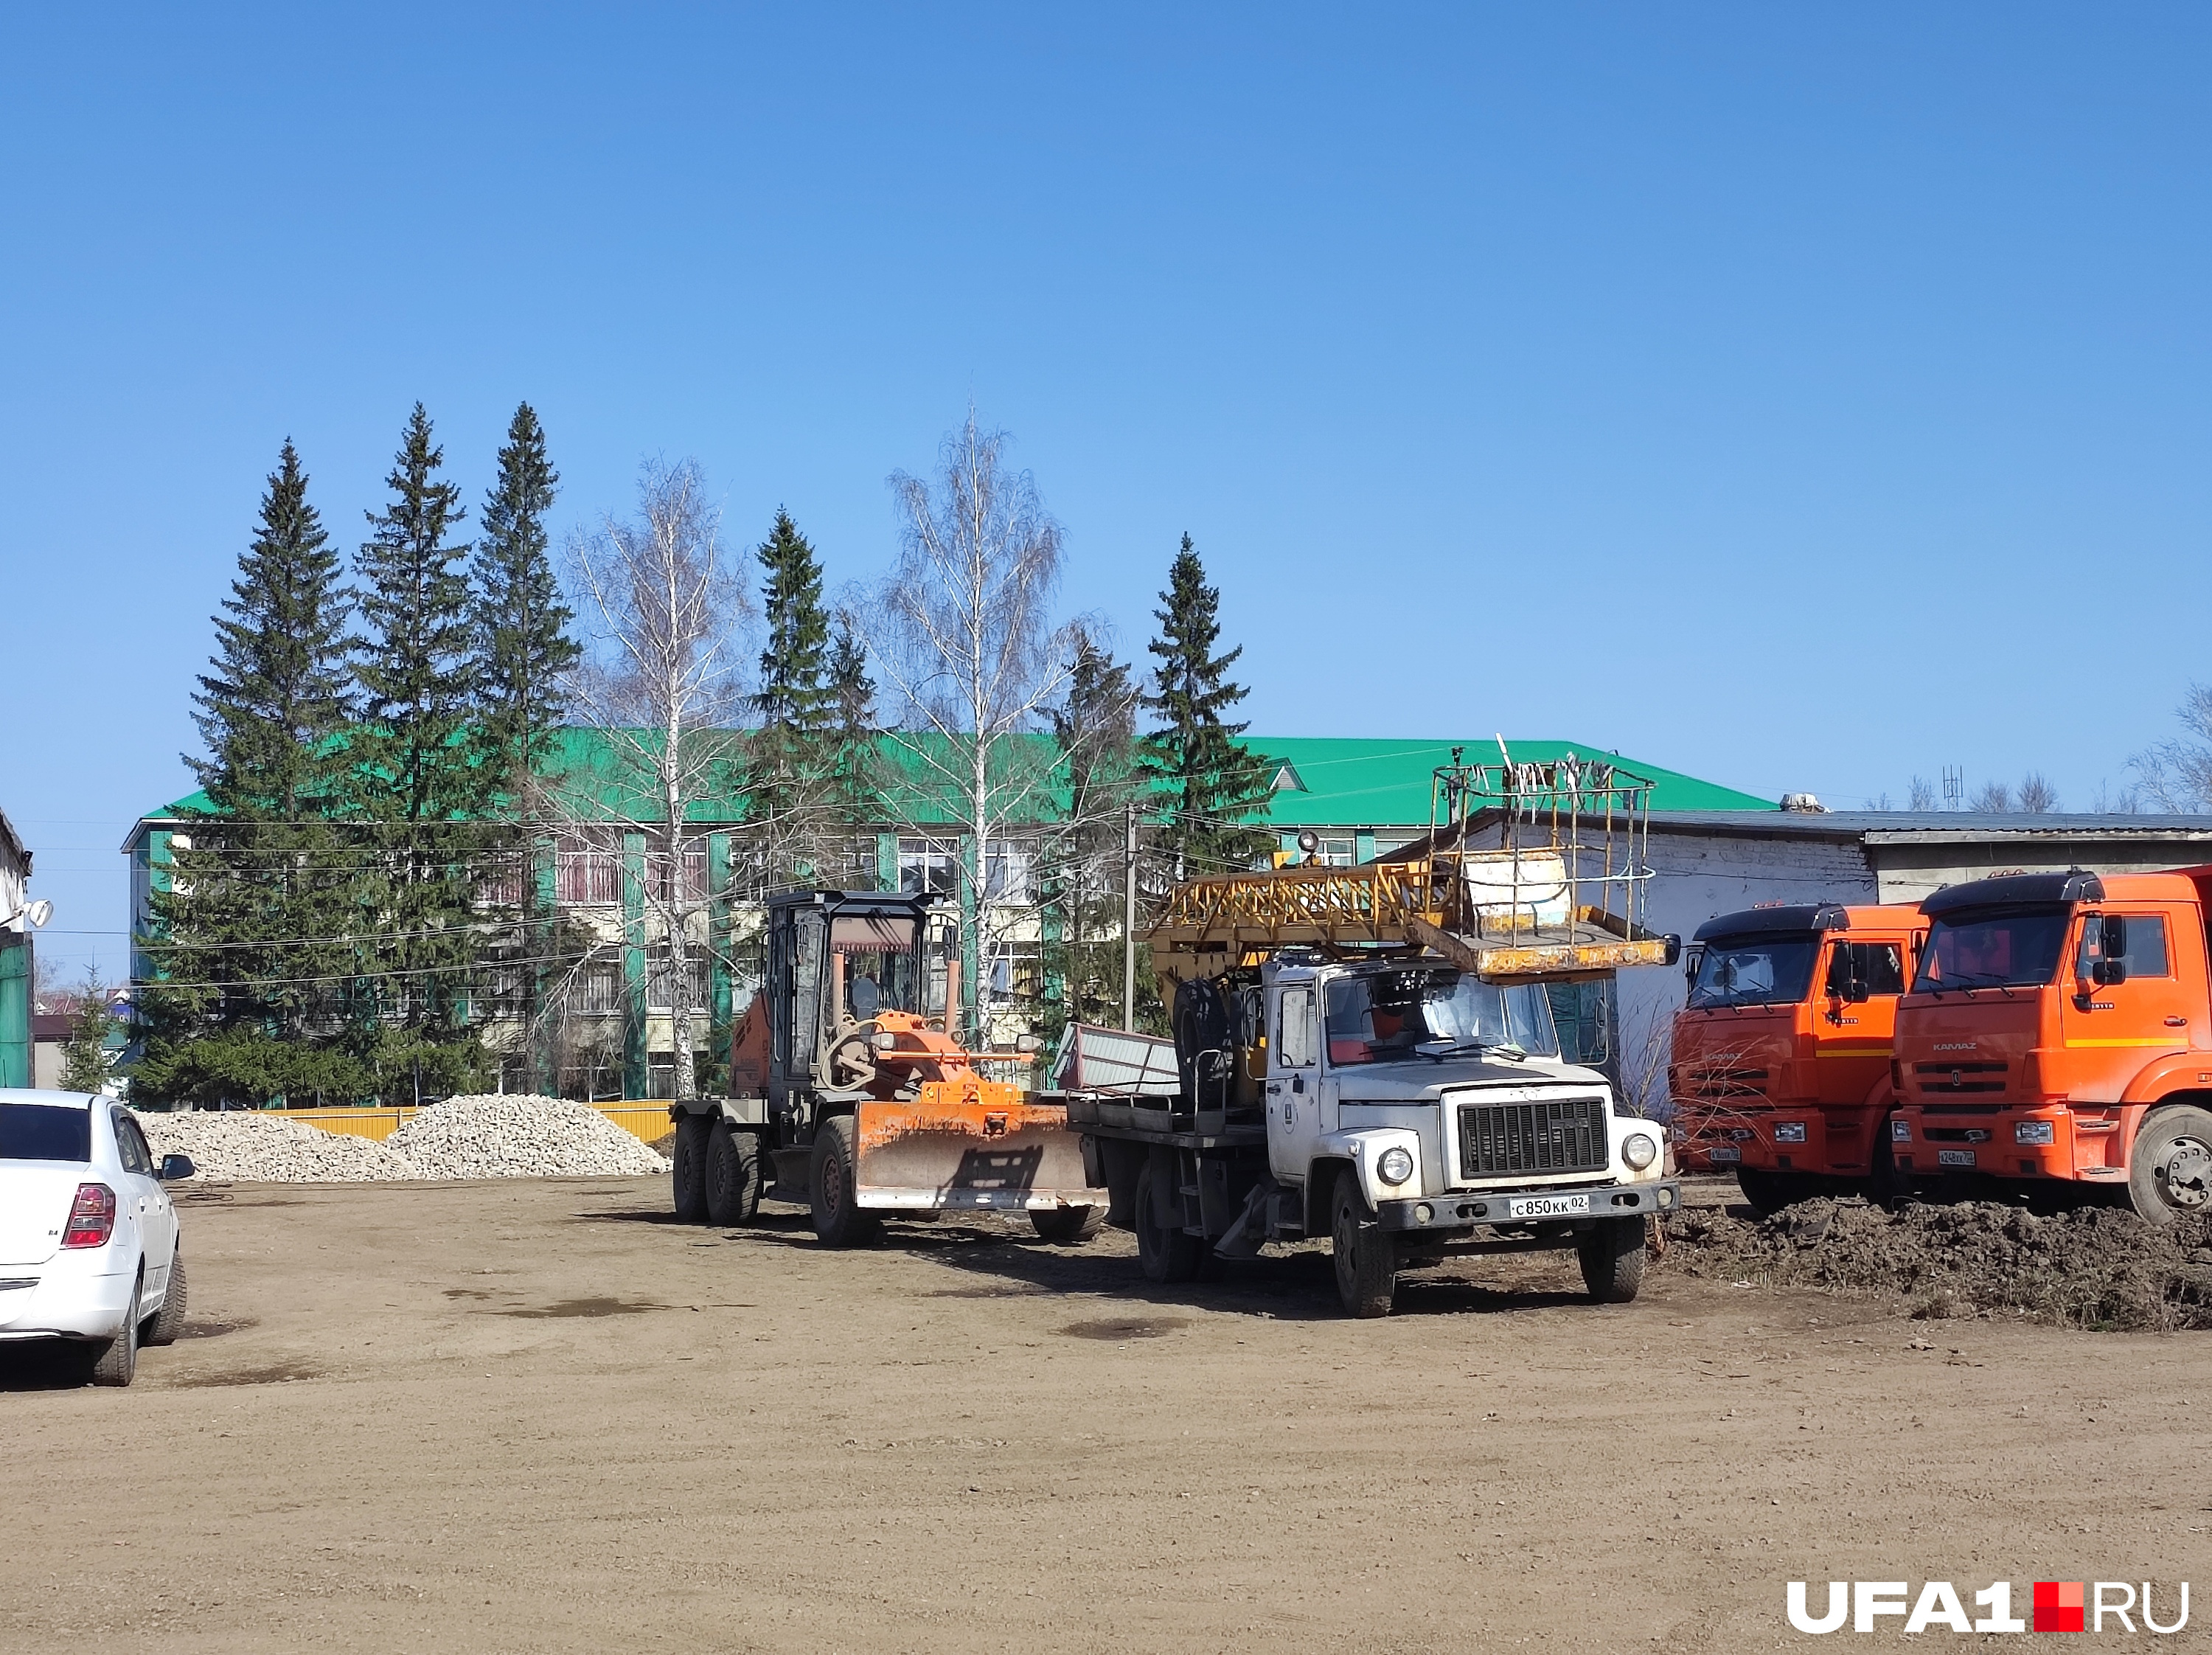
xmin=0 ymin=1102 xmax=92 ymax=1162
xmin=1324 ymin=971 xmax=1560 ymax=1065
xmin=1686 ymin=935 xmax=1820 ymax=1008
xmin=1911 ymin=908 xmax=2070 ymax=993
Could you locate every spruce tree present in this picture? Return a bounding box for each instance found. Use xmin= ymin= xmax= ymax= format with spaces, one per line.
xmin=745 ymin=509 xmax=836 ymax=877
xmin=470 ymin=402 xmax=575 ymax=1092
xmin=351 ymin=404 xmax=489 ymax=1099
xmin=58 ymin=975 xmax=118 ymax=1096
xmin=135 ymin=441 xmax=370 ymax=1105
xmin=826 ymin=613 xmax=880 ymax=827
xmin=1140 ymin=534 xmax=1276 ymax=875
xmin=187 ymin=440 xmax=354 ymax=819
xmin=472 ymin=402 xmax=574 ymax=786
xmin=1046 ymin=629 xmax=1140 ymax=1033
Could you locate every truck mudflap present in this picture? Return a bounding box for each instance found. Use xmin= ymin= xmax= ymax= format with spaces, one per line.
xmin=1375 ymin=1179 xmax=1678 ymax=1232
xmin=854 ymin=1099 xmax=1109 ymax=1213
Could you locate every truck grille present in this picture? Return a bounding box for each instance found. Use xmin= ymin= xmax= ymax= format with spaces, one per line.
xmin=1457 ymin=1097 xmax=1608 ymax=1179
xmin=1681 ymin=1066 xmax=1769 ymax=1100
xmin=1914 ymin=1061 xmax=2007 ymax=1094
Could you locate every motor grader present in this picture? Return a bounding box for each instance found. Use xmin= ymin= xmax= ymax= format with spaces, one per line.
xmin=668 ymin=889 xmax=1105 ymax=1246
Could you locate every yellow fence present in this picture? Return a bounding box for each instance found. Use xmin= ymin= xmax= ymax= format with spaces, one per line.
xmin=278 ymin=1102 xmax=676 ymax=1147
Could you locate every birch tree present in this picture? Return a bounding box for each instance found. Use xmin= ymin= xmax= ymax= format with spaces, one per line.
xmin=869 ymin=412 xmax=1076 ymax=1043
xmin=563 ymin=459 xmax=749 ymax=1100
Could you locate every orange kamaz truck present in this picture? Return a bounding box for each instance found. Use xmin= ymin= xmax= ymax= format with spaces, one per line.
xmin=1891 ymin=868 xmax=2212 ymax=1223
xmin=1669 ymin=903 xmax=1923 ymax=1212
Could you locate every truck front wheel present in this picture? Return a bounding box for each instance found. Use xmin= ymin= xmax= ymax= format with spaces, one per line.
xmin=706 ymin=1122 xmax=762 ymax=1226
xmin=1736 ymin=1167 xmax=1811 ymax=1217
xmin=1578 ymin=1218 xmax=1646 ymax=1304
xmin=810 ymin=1114 xmax=881 ymax=1248
xmin=2128 ymin=1105 xmax=2212 ymax=1225
xmin=672 ymin=1114 xmax=711 ymax=1224
xmin=1331 ymin=1172 xmax=1397 ymax=1319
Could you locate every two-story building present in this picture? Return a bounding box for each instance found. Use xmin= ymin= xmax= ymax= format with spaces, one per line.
xmin=125 ymin=733 xmax=1772 ymax=1101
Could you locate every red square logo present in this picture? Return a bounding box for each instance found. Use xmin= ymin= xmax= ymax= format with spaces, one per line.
xmin=2034 ymin=1581 xmax=2085 ymax=1633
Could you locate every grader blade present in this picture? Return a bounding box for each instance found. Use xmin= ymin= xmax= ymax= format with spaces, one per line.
xmin=854 ymin=1098 xmax=1106 ymax=1215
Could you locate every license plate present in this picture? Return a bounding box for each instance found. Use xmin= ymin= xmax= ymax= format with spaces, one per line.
xmin=1708 ymin=1145 xmax=1741 ymax=1164
xmin=1506 ymin=1192 xmax=1592 ymax=1220
xmin=1938 ymin=1148 xmax=1976 ymax=1167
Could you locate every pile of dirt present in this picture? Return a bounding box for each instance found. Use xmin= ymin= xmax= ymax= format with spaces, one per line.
xmin=1660 ymin=1197 xmax=2212 ymax=1331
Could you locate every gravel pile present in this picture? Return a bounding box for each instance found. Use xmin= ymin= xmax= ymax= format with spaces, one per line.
xmin=1662 ymin=1197 xmax=2212 ymax=1332
xmin=389 ymin=1094 xmax=671 ymax=1179
xmin=133 ymin=1108 xmax=421 ymax=1182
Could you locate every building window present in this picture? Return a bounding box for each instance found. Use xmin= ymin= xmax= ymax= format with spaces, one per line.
xmin=647 ymin=944 xmax=703 ymax=1013
xmin=479 ymin=854 xmax=527 ymax=906
xmin=899 ymin=837 xmax=959 ymax=895
xmin=556 ymin=850 xmax=623 ymax=904
xmin=568 ymin=962 xmax=625 ymax=1017
xmin=986 ymin=940 xmax=1043 ymax=1005
xmin=984 ymin=843 xmax=1035 ymax=902
xmin=1279 ymin=833 xmax=1357 ymax=867
xmin=650 ymin=847 xmax=709 ymax=904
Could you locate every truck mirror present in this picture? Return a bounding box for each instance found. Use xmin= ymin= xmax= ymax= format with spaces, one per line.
xmin=2095 ymin=915 xmax=2128 ymax=985
xmin=2095 ymin=957 xmax=2128 ymax=987
xmin=1846 ymin=977 xmax=1870 ymax=1005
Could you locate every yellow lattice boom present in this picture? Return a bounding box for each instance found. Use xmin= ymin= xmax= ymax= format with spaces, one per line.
xmin=1145 ymin=861 xmax=1672 ymax=988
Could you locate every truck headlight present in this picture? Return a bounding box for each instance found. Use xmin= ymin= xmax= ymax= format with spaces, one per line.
xmin=2015 ymin=1120 xmax=2055 ymax=1145
xmin=1376 ymin=1145 xmax=1415 ymax=1186
xmin=1622 ymin=1133 xmax=1658 ymax=1170
xmin=1891 ymin=1117 xmax=1911 ymax=1142
xmin=1773 ymin=1121 xmax=1807 ymax=1144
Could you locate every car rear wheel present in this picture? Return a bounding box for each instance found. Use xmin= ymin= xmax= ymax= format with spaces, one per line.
xmin=90 ymin=1273 xmax=141 ymax=1387
xmin=1577 ymin=1217 xmax=1646 ymax=1304
xmin=672 ymin=1114 xmax=711 ymax=1224
xmin=145 ymin=1251 xmax=188 ymax=1346
xmin=705 ymin=1122 xmax=762 ymax=1226
xmin=810 ymin=1114 xmax=881 ymax=1248
xmin=2128 ymin=1106 xmax=2212 ymax=1225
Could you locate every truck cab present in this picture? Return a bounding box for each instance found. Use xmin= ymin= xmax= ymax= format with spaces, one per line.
xmin=1892 ymin=867 xmax=2212 ymax=1224
xmin=1070 ymin=952 xmax=1677 ymax=1318
xmin=1262 ymin=956 xmax=1665 ymax=1224
xmin=1669 ymin=903 xmax=1921 ymax=1212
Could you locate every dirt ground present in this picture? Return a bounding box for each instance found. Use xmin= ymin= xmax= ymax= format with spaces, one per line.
xmin=2 ymin=1176 xmax=2205 ymax=1654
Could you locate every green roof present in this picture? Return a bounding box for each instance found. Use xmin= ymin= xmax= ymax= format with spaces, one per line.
xmin=133 ymin=729 xmax=1771 ymax=841
xmin=1245 ymin=738 xmax=1773 ymax=827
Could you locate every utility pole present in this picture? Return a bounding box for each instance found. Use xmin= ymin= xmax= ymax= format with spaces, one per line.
xmin=1121 ymin=800 xmax=1138 ymax=1032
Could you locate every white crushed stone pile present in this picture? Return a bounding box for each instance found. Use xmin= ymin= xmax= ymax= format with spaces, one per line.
xmin=132 ymin=1108 xmax=421 ymax=1183
xmin=389 ymin=1094 xmax=671 ymax=1179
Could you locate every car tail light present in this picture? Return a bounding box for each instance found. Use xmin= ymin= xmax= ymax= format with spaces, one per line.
xmin=61 ymin=1183 xmax=116 ymax=1249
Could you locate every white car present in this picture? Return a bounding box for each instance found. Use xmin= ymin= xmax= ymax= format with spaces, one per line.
xmin=0 ymin=1089 xmax=194 ymax=1386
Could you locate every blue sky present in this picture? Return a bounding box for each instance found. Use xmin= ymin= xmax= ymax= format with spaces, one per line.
xmin=4 ymin=4 xmax=2209 ymax=979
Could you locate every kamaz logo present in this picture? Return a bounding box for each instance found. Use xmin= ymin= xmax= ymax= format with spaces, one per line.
xmin=1932 ymin=1042 xmax=1977 ymax=1052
